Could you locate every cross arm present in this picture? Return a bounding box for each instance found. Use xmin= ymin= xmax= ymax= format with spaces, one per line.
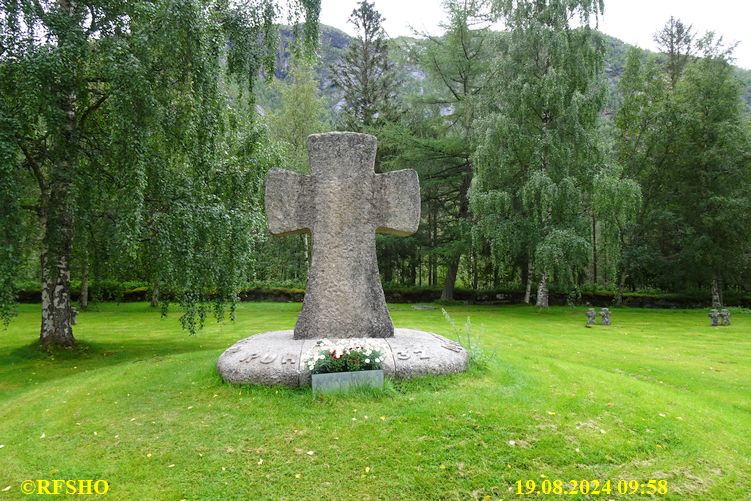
xmin=265 ymin=170 xmax=313 ymax=236
xmin=374 ymin=169 xmax=421 ymax=236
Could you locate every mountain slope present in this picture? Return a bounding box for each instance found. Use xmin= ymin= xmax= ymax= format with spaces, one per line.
xmin=257 ymin=24 xmax=751 ymax=114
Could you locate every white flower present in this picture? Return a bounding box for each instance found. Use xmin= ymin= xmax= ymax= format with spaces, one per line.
xmin=375 ymin=358 xmax=381 ymax=363
xmin=365 ymin=359 xmax=370 ymax=363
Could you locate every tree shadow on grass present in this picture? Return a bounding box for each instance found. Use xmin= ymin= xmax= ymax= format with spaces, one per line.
xmin=0 ymin=338 xmax=223 ymax=399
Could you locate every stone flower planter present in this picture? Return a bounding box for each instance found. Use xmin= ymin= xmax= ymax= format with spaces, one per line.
xmin=312 ymin=369 xmax=384 ymax=395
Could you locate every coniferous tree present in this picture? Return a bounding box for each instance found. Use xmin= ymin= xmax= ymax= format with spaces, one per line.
xmin=330 ymin=0 xmax=398 ymax=131
xmin=380 ymin=0 xmax=493 ymax=299
xmin=660 ymin=35 xmax=750 ymax=305
xmin=654 ymin=17 xmax=695 ymax=89
xmin=614 ymin=25 xmax=751 ymax=304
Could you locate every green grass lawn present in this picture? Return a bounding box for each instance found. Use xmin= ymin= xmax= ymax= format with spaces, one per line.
xmin=0 ymin=303 xmax=749 ymax=500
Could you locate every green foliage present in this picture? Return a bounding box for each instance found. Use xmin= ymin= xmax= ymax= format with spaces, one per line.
xmin=613 ymin=27 xmax=751 ymax=295
xmin=303 ymin=340 xmax=384 ymax=374
xmin=330 ymin=0 xmax=398 ymax=130
xmin=253 ymin=58 xmax=331 ymax=285
xmin=261 ymin=19 xmax=751 ymax=298
xmin=377 ymin=0 xmax=493 ymax=297
xmin=472 ymin=0 xmax=607 ymax=303
xmin=653 ymin=16 xmax=695 ymax=89
xmin=0 ymin=0 xmax=319 ymax=340
xmin=0 ymin=121 xmax=20 ymax=325
xmin=268 ymin=59 xmax=330 ymax=172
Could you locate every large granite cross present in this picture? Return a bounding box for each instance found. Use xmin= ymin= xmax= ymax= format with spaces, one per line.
xmin=265 ymin=132 xmax=420 ymax=339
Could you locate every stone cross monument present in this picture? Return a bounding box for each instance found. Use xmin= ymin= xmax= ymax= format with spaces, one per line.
xmin=217 ymin=132 xmax=468 ymax=387
xmin=265 ymin=132 xmax=420 ymax=339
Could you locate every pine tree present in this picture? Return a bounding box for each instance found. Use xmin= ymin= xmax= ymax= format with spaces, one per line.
xmin=380 ymin=0 xmax=492 ymax=299
xmin=330 ymin=0 xmax=398 ymax=131
xmin=654 ymin=17 xmax=695 ymax=89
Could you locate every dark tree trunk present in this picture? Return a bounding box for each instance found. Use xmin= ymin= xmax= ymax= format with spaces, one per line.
xmin=441 ymin=255 xmax=461 ymax=301
xmin=615 ymin=270 xmax=628 ymax=306
xmin=382 ymin=242 xmax=393 ymax=283
xmin=410 ymin=255 xmax=417 ymax=286
xmin=471 ymin=246 xmax=478 ymax=290
xmin=418 ymin=253 xmax=422 ymax=287
xmin=79 ymin=259 xmax=89 ymax=311
xmin=536 ymin=271 xmax=549 ymax=308
xmin=428 ymin=205 xmax=437 ymax=287
xmin=591 ymin=213 xmax=598 ymax=285
xmin=440 ymin=164 xmax=472 ymax=301
xmin=150 ymin=283 xmax=160 ymax=308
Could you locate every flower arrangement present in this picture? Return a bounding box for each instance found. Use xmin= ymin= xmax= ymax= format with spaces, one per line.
xmin=302 ymin=339 xmax=384 ymax=375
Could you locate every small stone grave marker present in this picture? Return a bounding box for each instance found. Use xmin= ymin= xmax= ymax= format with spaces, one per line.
xmin=708 ymin=309 xmax=720 ymax=327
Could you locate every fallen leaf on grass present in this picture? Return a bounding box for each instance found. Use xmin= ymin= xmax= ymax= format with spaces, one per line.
xmin=40 ymin=433 xmax=46 ymax=439
xmin=168 ymin=464 xmax=175 ymax=468
xmin=306 ymin=451 xmax=315 ymax=456
xmin=257 ymin=459 xmax=263 ymax=465
xmin=295 ymin=474 xmax=301 ymax=479
xmin=2 ymin=486 xmax=11 ymax=492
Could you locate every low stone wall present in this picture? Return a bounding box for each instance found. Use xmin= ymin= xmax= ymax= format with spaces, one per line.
xmin=15 ymin=285 xmax=751 ymax=309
